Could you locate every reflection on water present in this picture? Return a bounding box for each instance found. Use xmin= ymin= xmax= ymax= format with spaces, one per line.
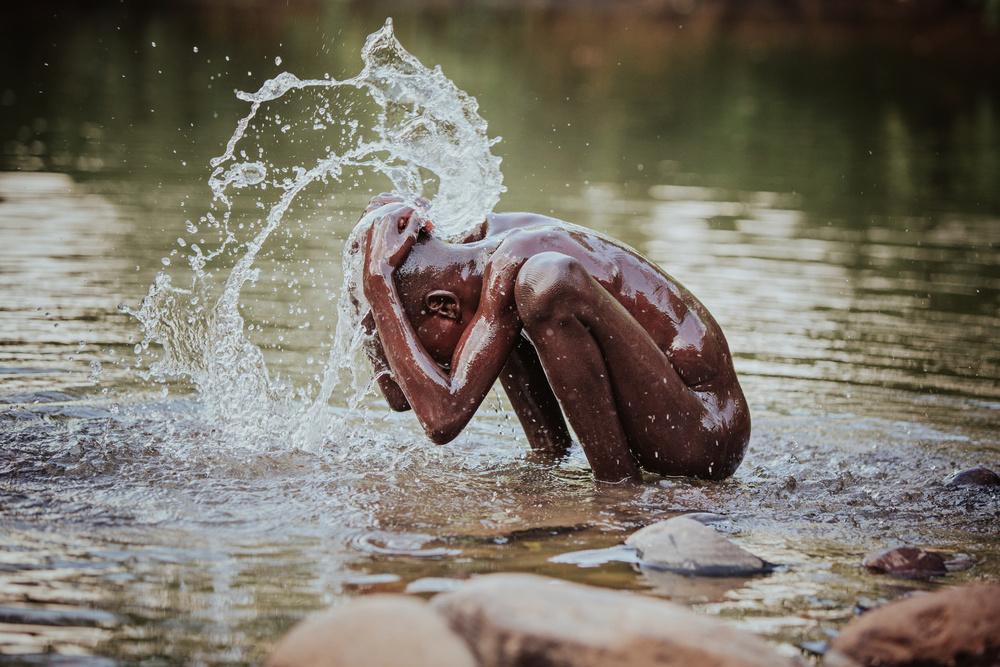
xmin=2 ymin=3 xmax=1000 ymax=664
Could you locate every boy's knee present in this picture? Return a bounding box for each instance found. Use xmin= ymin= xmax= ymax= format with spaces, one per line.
xmin=514 ymin=253 xmax=589 ymax=327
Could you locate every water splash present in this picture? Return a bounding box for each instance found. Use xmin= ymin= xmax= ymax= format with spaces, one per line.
xmin=122 ymin=18 xmax=505 ymax=451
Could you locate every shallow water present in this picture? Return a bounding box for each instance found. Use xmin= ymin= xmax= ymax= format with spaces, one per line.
xmin=2 ymin=4 xmax=1000 ymax=664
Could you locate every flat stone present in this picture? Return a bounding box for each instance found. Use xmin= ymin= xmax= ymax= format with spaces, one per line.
xmin=944 ymin=466 xmax=1000 ymax=488
xmin=625 ymin=516 xmax=773 ymax=576
xmin=825 ymin=583 xmax=1000 ymax=667
xmin=431 ymin=573 xmax=803 ymax=667
xmin=266 ymin=595 xmax=477 ymax=667
xmin=861 ymin=546 xmax=947 ymax=579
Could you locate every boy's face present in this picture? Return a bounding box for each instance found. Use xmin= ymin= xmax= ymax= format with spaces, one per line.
xmin=410 ymin=298 xmax=467 ymax=367
xmin=396 ymin=248 xmax=470 ymax=368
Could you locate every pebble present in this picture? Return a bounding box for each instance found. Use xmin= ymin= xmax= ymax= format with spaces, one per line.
xmin=861 ymin=546 xmax=947 ymax=579
xmin=944 ymin=466 xmax=1000 ymax=488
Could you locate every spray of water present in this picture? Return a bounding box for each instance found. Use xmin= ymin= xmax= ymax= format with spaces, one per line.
xmin=121 ymin=18 xmax=505 ymax=451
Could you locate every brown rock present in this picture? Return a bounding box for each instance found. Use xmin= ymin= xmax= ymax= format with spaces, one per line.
xmin=945 ymin=466 xmax=1000 ymax=488
xmin=266 ymin=594 xmax=477 ymax=667
xmin=431 ymin=573 xmax=803 ymax=667
xmin=825 ymin=583 xmax=1000 ymax=667
xmin=861 ymin=546 xmax=947 ymax=578
xmin=625 ymin=516 xmax=773 ymax=576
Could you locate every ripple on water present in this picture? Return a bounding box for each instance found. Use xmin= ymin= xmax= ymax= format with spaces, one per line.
xmin=1 ymin=380 xmax=999 ymax=661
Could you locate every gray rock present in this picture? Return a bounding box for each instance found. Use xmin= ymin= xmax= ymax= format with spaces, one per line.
xmin=625 ymin=516 xmax=773 ymax=576
xmin=431 ymin=573 xmax=803 ymax=667
xmin=824 ymin=583 xmax=1000 ymax=667
xmin=266 ymin=594 xmax=477 ymax=667
xmin=861 ymin=546 xmax=947 ymax=579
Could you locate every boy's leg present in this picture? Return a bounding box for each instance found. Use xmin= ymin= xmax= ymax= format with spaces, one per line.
xmin=517 ymin=278 xmax=644 ymax=483
xmin=499 ymin=336 xmax=574 ymax=458
xmin=514 ymin=253 xmax=745 ymax=481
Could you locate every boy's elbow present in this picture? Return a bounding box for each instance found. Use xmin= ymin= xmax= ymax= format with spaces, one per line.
xmin=377 ymin=376 xmax=411 ymax=412
xmin=423 ymin=412 xmax=468 ymax=444
xmin=386 ymin=395 xmax=412 ymax=412
xmin=416 ymin=398 xmax=474 ymax=444
xmin=426 ymin=424 xmax=461 ymax=445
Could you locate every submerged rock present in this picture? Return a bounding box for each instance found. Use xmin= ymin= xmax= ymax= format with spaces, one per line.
xmin=431 ymin=573 xmax=804 ymax=667
xmin=625 ymin=516 xmax=773 ymax=576
xmin=266 ymin=595 xmax=476 ymax=667
xmin=944 ymin=466 xmax=1000 ymax=488
xmin=824 ymin=583 xmax=1000 ymax=667
xmin=861 ymin=546 xmax=947 ymax=579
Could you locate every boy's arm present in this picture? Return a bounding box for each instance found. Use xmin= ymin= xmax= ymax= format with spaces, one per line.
xmin=363 ymin=205 xmax=524 ymax=444
xmin=361 ymin=312 xmax=411 ymax=412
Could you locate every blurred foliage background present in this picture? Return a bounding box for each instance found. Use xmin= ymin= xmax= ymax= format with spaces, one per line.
xmin=2 ymin=0 xmax=999 ymax=219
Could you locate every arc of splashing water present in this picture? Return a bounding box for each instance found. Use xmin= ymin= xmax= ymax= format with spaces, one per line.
xmin=133 ymin=18 xmax=504 ymax=449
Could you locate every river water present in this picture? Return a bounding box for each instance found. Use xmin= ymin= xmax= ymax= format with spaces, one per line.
xmin=1 ymin=4 xmax=999 ymax=664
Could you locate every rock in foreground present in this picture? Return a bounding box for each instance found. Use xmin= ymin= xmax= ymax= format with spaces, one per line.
xmin=266 ymin=594 xmax=477 ymax=667
xmin=431 ymin=572 xmax=802 ymax=667
xmin=625 ymin=516 xmax=773 ymax=576
xmin=824 ymin=583 xmax=1000 ymax=667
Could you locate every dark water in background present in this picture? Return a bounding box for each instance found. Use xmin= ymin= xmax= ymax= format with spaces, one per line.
xmin=1 ymin=2 xmax=999 ymax=664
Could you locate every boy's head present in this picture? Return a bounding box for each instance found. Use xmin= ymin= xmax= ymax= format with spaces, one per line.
xmin=394 ymin=231 xmax=482 ymax=367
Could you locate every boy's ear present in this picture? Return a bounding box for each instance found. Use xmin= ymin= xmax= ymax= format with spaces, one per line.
xmin=425 ymin=290 xmax=461 ymax=321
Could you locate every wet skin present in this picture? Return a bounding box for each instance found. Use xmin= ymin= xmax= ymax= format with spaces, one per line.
xmin=360 ymin=193 xmax=750 ymax=484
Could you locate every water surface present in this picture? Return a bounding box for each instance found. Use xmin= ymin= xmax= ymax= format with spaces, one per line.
xmin=1 ymin=4 xmax=999 ymax=664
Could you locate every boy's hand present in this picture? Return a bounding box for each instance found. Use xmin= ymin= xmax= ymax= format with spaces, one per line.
xmin=364 ymin=192 xmax=432 ymax=221
xmin=360 ymin=312 xmax=390 ymax=372
xmin=364 ymin=202 xmax=427 ymax=278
